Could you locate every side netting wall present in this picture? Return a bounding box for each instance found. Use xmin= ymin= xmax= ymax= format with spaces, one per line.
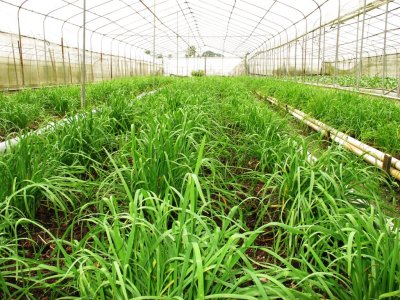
xmin=0 ymin=32 xmax=163 ymax=90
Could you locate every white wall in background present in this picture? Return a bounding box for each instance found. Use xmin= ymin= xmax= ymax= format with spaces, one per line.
xmin=164 ymin=57 xmax=242 ymax=76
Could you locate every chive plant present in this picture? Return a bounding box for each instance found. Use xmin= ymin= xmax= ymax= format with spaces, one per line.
xmin=252 ymin=77 xmax=400 ymax=155
xmin=0 ymin=77 xmax=398 ymax=299
xmin=0 ymin=77 xmax=172 ymax=139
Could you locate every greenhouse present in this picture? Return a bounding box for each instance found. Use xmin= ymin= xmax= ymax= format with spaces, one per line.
xmin=0 ymin=0 xmax=399 ymax=299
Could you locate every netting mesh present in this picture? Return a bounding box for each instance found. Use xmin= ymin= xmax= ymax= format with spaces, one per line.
xmin=0 ymin=0 xmax=398 ymax=95
xmin=0 ymin=32 xmax=161 ymax=89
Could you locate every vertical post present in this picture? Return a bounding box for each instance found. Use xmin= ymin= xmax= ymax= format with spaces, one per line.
xmin=303 ymin=33 xmax=307 ymax=81
xmin=68 ymin=51 xmax=72 ymax=83
xmin=11 ymin=42 xmax=19 ymax=87
xmin=294 ymin=40 xmax=298 ymax=78
xmin=357 ymin=0 xmax=366 ymax=91
xmin=244 ymin=53 xmax=249 ymax=76
xmin=130 ymin=48 xmax=132 ymax=76
xmin=153 ymin=0 xmax=156 ymax=75
xmin=50 ymin=49 xmax=57 ymax=83
xmin=271 ymin=49 xmax=275 ymax=76
xmin=90 ymin=41 xmax=94 ymax=82
xmin=48 ymin=48 xmax=53 ymax=82
xmin=17 ymin=2 xmax=26 ymax=86
xmin=124 ymin=47 xmax=127 ymax=77
xmin=322 ymin=27 xmax=326 ymax=76
xmin=81 ymin=0 xmax=86 ymax=108
xmin=204 ymin=55 xmax=207 ymax=76
xmin=397 ymin=53 xmax=400 ymax=97
xmin=311 ymin=31 xmax=315 ymax=77
xmin=262 ymin=47 xmax=265 ymax=76
xmin=382 ymin=0 xmax=389 ymax=94
xmin=279 ymin=44 xmax=283 ymax=77
xmin=61 ymin=37 xmax=67 ymax=85
xmin=302 ymin=36 xmax=306 ymax=81
xmin=176 ymin=11 xmax=179 ymax=75
xmin=100 ymin=52 xmax=104 ymax=81
xmin=34 ymin=38 xmax=40 ymax=86
xmin=317 ymin=20 xmax=322 ymax=80
xmin=17 ymin=40 xmax=25 ymax=86
xmin=334 ymin=0 xmax=341 ymax=85
xmin=287 ymin=43 xmax=291 ymax=77
xmin=355 ymin=9 xmax=361 ymax=90
xmin=110 ymin=51 xmax=113 ymax=79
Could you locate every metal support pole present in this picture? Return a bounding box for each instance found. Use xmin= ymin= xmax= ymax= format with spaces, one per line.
xmin=294 ymin=40 xmax=298 ymax=77
xmin=130 ymin=48 xmax=132 ymax=76
xmin=317 ymin=18 xmax=322 ymax=79
xmin=287 ymin=43 xmax=291 ymax=77
xmin=100 ymin=52 xmax=104 ymax=80
xmin=11 ymin=42 xmax=19 ymax=87
xmin=355 ymin=9 xmax=361 ymax=90
xmin=17 ymin=40 xmax=24 ymax=86
xmin=311 ymin=31 xmax=314 ymax=76
xmin=262 ymin=51 xmax=265 ymax=76
xmin=50 ymin=49 xmax=57 ymax=83
xmin=61 ymin=37 xmax=67 ymax=85
xmin=90 ymin=41 xmax=94 ymax=82
xmin=302 ymin=36 xmax=306 ymax=81
xmin=397 ymin=53 xmax=400 ymax=97
xmin=272 ymin=49 xmax=275 ymax=76
xmin=81 ymin=0 xmax=87 ymax=108
xmin=17 ymin=2 xmax=27 ymax=86
xmin=110 ymin=53 xmax=113 ymax=79
xmin=322 ymin=27 xmax=326 ymax=76
xmin=68 ymin=52 xmax=72 ymax=83
xmin=48 ymin=48 xmax=54 ymax=82
xmin=356 ymin=0 xmax=367 ymax=90
xmin=280 ymin=45 xmax=283 ymax=77
xmin=334 ymin=0 xmax=341 ymax=85
xmin=34 ymin=38 xmax=40 ymax=86
xmin=176 ymin=11 xmax=179 ymax=75
xmin=382 ymin=1 xmax=389 ymax=94
xmin=153 ymin=0 xmax=156 ymax=75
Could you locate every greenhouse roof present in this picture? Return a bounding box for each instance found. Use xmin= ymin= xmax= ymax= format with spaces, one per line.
xmin=0 ymin=0 xmax=399 ymax=59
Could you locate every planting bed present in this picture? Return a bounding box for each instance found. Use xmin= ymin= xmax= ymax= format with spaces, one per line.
xmin=0 ymin=77 xmax=171 ymax=141
xmin=250 ymin=77 xmax=400 ymax=156
xmin=0 ymin=77 xmax=399 ymax=299
xmin=290 ymin=75 xmax=399 ymax=92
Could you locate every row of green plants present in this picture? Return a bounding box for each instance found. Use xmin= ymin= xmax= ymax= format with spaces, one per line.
xmin=0 ymin=77 xmax=171 ymax=140
xmin=0 ymin=77 xmax=399 ymax=299
xmin=290 ymin=75 xmax=398 ymax=91
xmin=249 ymin=77 xmax=400 ymax=155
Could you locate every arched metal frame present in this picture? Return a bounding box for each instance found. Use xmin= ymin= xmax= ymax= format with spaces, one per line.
xmin=247 ymin=0 xmax=400 ymax=98
xmin=0 ymin=0 xmax=399 ymax=97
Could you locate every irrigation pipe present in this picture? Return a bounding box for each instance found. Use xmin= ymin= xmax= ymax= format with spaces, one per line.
xmin=261 ymin=76 xmax=400 ymax=102
xmin=257 ymin=92 xmax=400 ymax=180
xmin=301 ymin=82 xmax=400 ymax=102
xmin=288 ymin=104 xmax=400 ymax=171
xmin=0 ymin=89 xmax=160 ymax=154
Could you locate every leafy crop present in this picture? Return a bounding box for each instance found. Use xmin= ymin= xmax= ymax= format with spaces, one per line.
xmin=252 ymin=77 xmax=400 ymax=155
xmin=0 ymin=77 xmax=399 ymax=299
xmin=292 ymin=75 xmax=398 ymax=91
xmin=0 ymin=77 xmax=171 ymax=139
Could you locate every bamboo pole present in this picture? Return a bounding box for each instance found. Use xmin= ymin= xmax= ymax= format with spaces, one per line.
xmin=258 ymin=93 xmax=400 ymax=180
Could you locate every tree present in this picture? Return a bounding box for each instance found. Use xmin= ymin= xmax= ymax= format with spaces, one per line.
xmin=168 ymin=54 xmax=173 ymax=59
xmin=144 ymin=50 xmax=151 ymax=55
xmin=202 ymin=50 xmax=224 ymax=58
xmin=156 ymin=54 xmax=163 ymax=59
xmin=185 ymin=45 xmax=197 ymax=58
